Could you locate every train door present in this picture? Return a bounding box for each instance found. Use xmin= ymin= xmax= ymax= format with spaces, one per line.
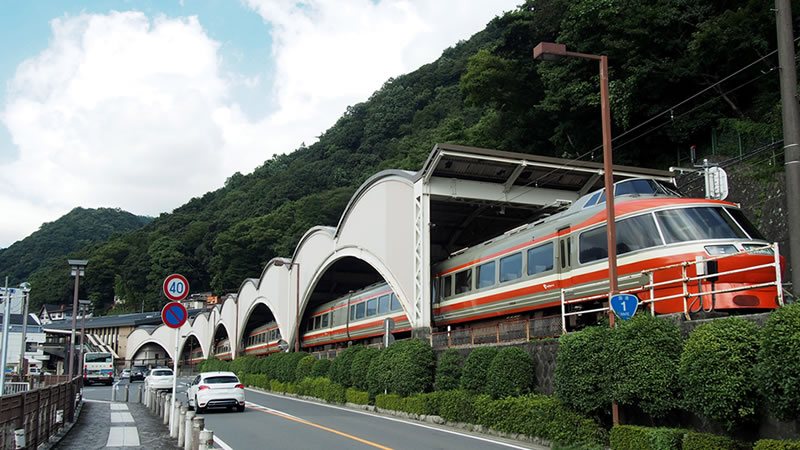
xmin=556 ymin=226 xmax=573 ymax=291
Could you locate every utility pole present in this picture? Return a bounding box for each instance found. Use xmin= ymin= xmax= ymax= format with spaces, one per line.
xmin=775 ymin=0 xmax=800 ymax=297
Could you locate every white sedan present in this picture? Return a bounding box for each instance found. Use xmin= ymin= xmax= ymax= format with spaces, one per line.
xmin=144 ymin=368 xmax=174 ymax=391
xmin=186 ymin=371 xmax=245 ymax=413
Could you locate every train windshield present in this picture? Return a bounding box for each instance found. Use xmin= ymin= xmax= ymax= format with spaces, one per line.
xmin=655 ymin=207 xmax=750 ymax=243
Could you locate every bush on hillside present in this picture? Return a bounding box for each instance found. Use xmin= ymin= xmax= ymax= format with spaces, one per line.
xmin=434 ymin=349 xmax=463 ymax=392
xmin=608 ymin=314 xmax=683 ymax=418
xmin=295 ymin=355 xmax=317 ymax=381
xmin=460 ymin=346 xmax=498 ymax=393
xmin=679 ymin=317 xmax=761 ymax=431
xmin=310 ymin=357 xmax=332 ymax=378
xmin=485 ymin=346 xmax=534 ymax=398
xmin=757 ymin=302 xmax=800 ymax=421
xmin=329 ymin=345 xmax=366 ymax=387
xmin=350 ymin=347 xmax=380 ymax=391
xmin=555 ymin=325 xmax=611 ymax=416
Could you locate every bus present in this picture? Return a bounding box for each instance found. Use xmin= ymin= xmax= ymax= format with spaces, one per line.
xmin=84 ymin=352 xmax=114 ymax=385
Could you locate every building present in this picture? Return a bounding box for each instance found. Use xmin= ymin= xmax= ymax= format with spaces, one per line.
xmin=0 ymin=313 xmax=47 ymax=374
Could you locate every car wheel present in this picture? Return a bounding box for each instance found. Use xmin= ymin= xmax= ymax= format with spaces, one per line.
xmin=236 ymin=404 xmax=245 ymax=412
xmin=195 ymin=397 xmax=205 ymax=414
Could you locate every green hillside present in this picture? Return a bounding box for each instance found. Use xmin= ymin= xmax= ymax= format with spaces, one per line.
xmin=18 ymin=0 xmax=789 ymax=314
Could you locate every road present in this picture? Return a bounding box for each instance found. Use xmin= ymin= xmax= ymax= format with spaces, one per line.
xmin=84 ymin=376 xmax=542 ymax=450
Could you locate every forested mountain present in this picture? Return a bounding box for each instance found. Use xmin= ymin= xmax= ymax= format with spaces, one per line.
xmin=17 ymin=0 xmax=791 ymax=314
xmin=0 ymin=207 xmax=151 ymax=284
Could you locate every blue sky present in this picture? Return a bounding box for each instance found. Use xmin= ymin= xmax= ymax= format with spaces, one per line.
xmin=0 ymin=1 xmax=520 ymax=248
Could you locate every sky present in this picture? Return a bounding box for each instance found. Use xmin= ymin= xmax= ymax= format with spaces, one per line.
xmin=0 ymin=0 xmax=521 ymax=248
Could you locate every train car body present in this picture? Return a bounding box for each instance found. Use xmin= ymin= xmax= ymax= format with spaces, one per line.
xmin=300 ymin=282 xmax=411 ymax=350
xmin=213 ymin=339 xmax=232 ymax=361
xmin=432 ymin=178 xmax=783 ymax=327
xmin=243 ymin=321 xmax=282 ymax=356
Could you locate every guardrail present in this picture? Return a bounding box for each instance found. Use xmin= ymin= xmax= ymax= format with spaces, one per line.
xmin=0 ymin=376 xmax=82 ymax=449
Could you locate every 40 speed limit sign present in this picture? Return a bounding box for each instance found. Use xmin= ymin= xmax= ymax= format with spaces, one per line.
xmin=163 ymin=274 xmax=189 ymax=301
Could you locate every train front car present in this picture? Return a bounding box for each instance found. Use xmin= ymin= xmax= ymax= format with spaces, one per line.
xmin=432 ymin=178 xmax=783 ymax=330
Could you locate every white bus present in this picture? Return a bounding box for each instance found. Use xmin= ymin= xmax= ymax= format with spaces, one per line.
xmin=83 ymin=352 xmax=114 ymax=385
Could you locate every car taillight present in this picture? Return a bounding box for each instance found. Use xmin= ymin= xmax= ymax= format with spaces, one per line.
xmin=198 ymin=385 xmax=210 ymax=390
xmin=235 ymin=384 xmax=244 ymax=389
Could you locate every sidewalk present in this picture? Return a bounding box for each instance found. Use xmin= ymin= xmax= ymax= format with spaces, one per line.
xmin=56 ymin=399 xmax=183 ymax=450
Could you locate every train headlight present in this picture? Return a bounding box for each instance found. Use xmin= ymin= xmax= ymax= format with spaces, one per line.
xmin=742 ymin=244 xmax=774 ymax=255
xmin=704 ymin=244 xmax=738 ymax=256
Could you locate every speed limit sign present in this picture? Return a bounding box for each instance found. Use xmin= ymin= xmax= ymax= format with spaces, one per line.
xmin=163 ymin=274 xmax=189 ymax=301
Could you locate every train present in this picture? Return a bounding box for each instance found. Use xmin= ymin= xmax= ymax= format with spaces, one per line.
xmin=211 ymin=322 xmax=283 ymax=360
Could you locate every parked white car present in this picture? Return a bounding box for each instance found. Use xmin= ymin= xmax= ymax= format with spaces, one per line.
xmin=120 ymin=368 xmax=131 ymax=379
xmin=186 ymin=371 xmax=245 ymax=413
xmin=144 ymin=368 xmax=174 ymax=391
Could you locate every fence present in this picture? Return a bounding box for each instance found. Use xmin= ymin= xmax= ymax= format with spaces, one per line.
xmin=430 ymin=315 xmax=562 ymax=349
xmin=0 ymin=376 xmax=82 ymax=449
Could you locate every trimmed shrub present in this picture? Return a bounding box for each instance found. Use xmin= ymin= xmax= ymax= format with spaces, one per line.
xmin=434 ymin=349 xmax=463 ymax=392
xmin=310 ymin=358 xmax=332 ymax=378
xmin=329 ymin=345 xmax=366 ymax=387
xmin=474 ymin=394 xmax=607 ymax=448
xmin=438 ymin=390 xmax=479 ymax=424
xmin=270 ymin=379 xmax=287 ymax=393
xmin=555 ymin=325 xmax=611 ymax=416
xmin=263 ymin=352 xmax=286 ymax=381
xmin=404 ymin=392 xmax=440 ymax=416
xmin=610 ymin=425 xmax=687 ymax=450
xmin=682 ymin=431 xmax=750 ymax=450
xmin=366 ymin=347 xmax=392 ymax=400
xmin=345 ymin=388 xmax=370 ymax=405
xmin=389 ymin=340 xmax=435 ymax=397
xmin=243 ymin=374 xmax=267 ymax=389
xmin=277 ymin=351 xmax=309 ymax=382
xmin=460 ymin=346 xmax=498 ymax=393
xmin=757 ymin=302 xmax=800 ymax=421
xmin=229 ymin=355 xmax=258 ymax=378
xmin=754 ymin=439 xmax=800 ymax=450
xmin=486 ymin=346 xmax=534 ymax=399
xmin=350 ymin=347 xmax=380 ymax=391
xmin=376 ymin=393 xmax=404 ymax=411
xmin=679 ymin=317 xmax=761 ymax=431
xmin=295 ymin=355 xmax=317 ymax=381
xmin=608 ymin=314 xmax=683 ymax=418
xmin=199 ymin=356 xmax=229 ymax=372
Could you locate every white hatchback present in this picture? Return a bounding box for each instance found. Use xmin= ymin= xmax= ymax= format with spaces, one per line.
xmin=144 ymin=368 xmax=174 ymax=391
xmin=186 ymin=371 xmax=245 ymax=413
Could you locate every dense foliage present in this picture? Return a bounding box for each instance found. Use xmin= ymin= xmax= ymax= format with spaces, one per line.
xmin=433 ymin=349 xmax=463 ymax=392
xmin=6 ymin=0 xmax=785 ymax=318
xmin=485 ymin=346 xmax=535 ymax=399
xmin=757 ymin=302 xmax=800 ymax=421
xmin=554 ymin=325 xmax=611 ymax=416
xmin=328 ymin=345 xmax=365 ymax=387
xmin=679 ymin=317 xmax=761 ymax=431
xmin=459 ymin=346 xmax=497 ymax=393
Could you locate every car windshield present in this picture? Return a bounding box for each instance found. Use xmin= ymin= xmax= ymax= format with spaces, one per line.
xmin=204 ymin=376 xmax=238 ymax=384
xmin=152 ymin=370 xmax=173 ymax=376
xmin=133 ymin=366 xmax=146 ymax=372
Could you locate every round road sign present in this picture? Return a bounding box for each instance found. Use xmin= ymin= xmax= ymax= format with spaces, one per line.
xmin=163 ymin=274 xmax=189 ymax=301
xmin=161 ymin=302 xmax=188 ymax=328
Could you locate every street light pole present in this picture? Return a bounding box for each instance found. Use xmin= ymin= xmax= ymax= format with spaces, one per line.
xmin=274 ymin=260 xmax=301 ymax=352
xmin=534 ymin=42 xmax=620 ymax=423
xmin=19 ymin=282 xmax=31 ymax=377
xmin=67 ymin=260 xmax=88 ymax=379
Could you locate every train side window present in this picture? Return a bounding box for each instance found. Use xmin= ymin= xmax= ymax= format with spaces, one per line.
xmin=528 ymin=242 xmax=554 ymax=275
xmin=560 ymin=240 xmax=566 ymax=269
xmin=314 ymin=316 xmax=322 ymax=329
xmin=350 ymin=305 xmax=356 ymax=321
xmin=477 ymin=260 xmax=496 ymax=289
xmin=366 ymin=298 xmax=377 ymax=316
xmin=391 ymin=293 xmax=402 ymax=311
xmin=579 ymin=226 xmax=608 ymax=263
xmin=615 ymin=214 xmax=662 ymax=254
xmin=455 ymin=269 xmax=472 ymax=294
xmin=356 ymin=302 xmax=366 ymax=319
xmin=500 ymin=252 xmax=522 ymax=282
xmin=443 ymin=276 xmax=452 ymax=298
xmin=322 ymin=314 xmax=329 ymax=327
xmin=307 ymin=318 xmax=315 ymax=331
xmin=584 ymin=191 xmax=601 ymax=208
xmin=378 ymin=295 xmax=390 ymax=314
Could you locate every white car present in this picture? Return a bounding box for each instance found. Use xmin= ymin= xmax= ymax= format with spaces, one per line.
xmin=121 ymin=369 xmax=131 ymax=379
xmin=144 ymin=368 xmax=174 ymax=391
xmin=186 ymin=371 xmax=245 ymax=413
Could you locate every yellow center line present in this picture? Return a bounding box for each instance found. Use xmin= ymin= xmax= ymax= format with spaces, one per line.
xmin=247 ymin=405 xmax=393 ymax=450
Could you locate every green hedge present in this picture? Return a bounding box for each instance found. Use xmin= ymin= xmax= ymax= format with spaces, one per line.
xmin=296 ymin=377 xmax=346 ymax=403
xmin=366 ymin=347 xmax=392 ymax=399
xmin=229 ymin=355 xmax=258 ymax=378
xmin=434 ymin=349 xmax=463 ymax=392
xmin=486 ymin=346 xmax=534 ymax=399
xmin=757 ymin=302 xmax=800 ymax=421
xmin=679 ymin=317 xmax=761 ymax=431
xmin=278 ymin=351 xmax=309 ymax=382
xmin=376 ymin=393 xmax=404 ymax=411
xmin=198 ymin=356 xmax=230 ymax=373
xmin=754 ymin=439 xmax=800 ymax=450
xmin=555 ymin=325 xmax=611 ymax=416
xmin=345 ymin=388 xmax=370 ymax=405
xmin=403 ymin=392 xmax=440 ymax=416
xmin=329 ymin=345 xmax=366 ymax=387
xmin=474 ymin=394 xmax=607 ymax=448
xmin=270 ymin=379 xmax=287 ymax=393
xmin=366 ymin=340 xmax=435 ymax=399
xmin=682 ymin=431 xmax=750 ymax=450
xmin=350 ymin=347 xmax=380 ymax=391
xmin=311 ymin=358 xmax=332 ymax=378
xmin=243 ymin=374 xmax=268 ymax=389
xmin=295 ymin=355 xmax=316 ymax=381
xmin=263 ymin=352 xmax=286 ymax=380
xmin=438 ymin=390 xmax=479 ymax=423
xmin=609 ymin=314 xmax=682 ymax=418
xmin=610 ymin=425 xmax=687 ymax=450
xmin=460 ymin=346 xmax=498 ymax=393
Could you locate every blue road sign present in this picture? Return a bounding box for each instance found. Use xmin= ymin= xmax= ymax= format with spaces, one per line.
xmin=161 ymin=302 xmax=188 ymax=328
xmin=610 ymin=294 xmax=638 ymax=320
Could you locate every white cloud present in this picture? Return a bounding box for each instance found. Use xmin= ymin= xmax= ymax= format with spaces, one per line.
xmin=0 ymin=1 xmax=520 ymax=247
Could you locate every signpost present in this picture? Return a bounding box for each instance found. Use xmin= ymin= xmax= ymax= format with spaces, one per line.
xmin=610 ymin=294 xmax=639 ymax=320
xmin=162 ymin=274 xmax=189 ymax=430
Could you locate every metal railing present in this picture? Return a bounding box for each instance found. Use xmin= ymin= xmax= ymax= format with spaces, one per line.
xmin=560 ymin=243 xmax=784 ymax=333
xmin=430 ymin=315 xmax=562 ymax=349
xmin=0 ymin=376 xmax=82 ymax=449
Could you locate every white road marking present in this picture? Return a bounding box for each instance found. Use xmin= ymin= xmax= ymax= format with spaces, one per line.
xmin=110 ymin=404 xmax=128 ymax=410
xmin=213 ymin=435 xmax=235 ymax=450
xmin=246 ymin=389 xmax=535 ymax=450
xmin=110 ymin=412 xmax=135 ymax=423
xmin=106 ymin=426 xmax=140 ymax=447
